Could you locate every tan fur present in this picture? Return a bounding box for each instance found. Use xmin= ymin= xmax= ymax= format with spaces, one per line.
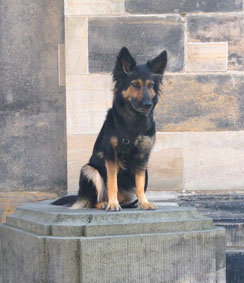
xmin=122 ymin=79 xmax=143 ymax=100
xmin=145 ymin=79 xmax=156 ymax=98
xmin=110 ymin=136 xmax=118 ymax=148
xmin=105 ymin=161 xmax=121 ymax=211
xmin=135 ymin=171 xmax=157 ymax=210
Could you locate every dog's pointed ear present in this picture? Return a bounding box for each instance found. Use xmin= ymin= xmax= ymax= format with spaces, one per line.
xmin=117 ymin=47 xmax=136 ymax=75
xmin=147 ymin=50 xmax=167 ymax=74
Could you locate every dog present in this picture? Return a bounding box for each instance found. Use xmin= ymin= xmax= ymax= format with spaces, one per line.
xmin=52 ymin=47 xmax=167 ymax=211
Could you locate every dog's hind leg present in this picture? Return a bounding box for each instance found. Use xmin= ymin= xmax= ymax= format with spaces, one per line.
xmin=71 ymin=164 xmax=107 ymax=209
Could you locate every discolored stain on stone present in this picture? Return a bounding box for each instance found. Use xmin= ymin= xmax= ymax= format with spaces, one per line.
xmin=0 ymin=190 xmax=64 ymax=223
xmin=125 ymin=0 xmax=243 ymax=14
xmin=155 ymin=74 xmax=244 ymax=132
xmin=187 ymin=14 xmax=244 ymax=71
xmin=88 ymin=16 xmax=184 ymax=73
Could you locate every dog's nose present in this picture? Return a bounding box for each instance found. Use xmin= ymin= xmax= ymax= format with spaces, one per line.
xmin=143 ymin=100 xmax=153 ymax=109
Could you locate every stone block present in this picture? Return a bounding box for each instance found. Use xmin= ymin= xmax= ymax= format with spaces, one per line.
xmin=148 ymin=146 xmax=183 ymax=191
xmin=0 ymin=190 xmax=63 ymax=223
xmin=88 ymin=16 xmax=184 ymax=73
xmin=125 ymin=0 xmax=243 ymax=14
xmin=0 ymin=201 xmax=226 ymax=282
xmin=182 ymin=131 xmax=244 ymax=191
xmin=65 ymin=0 xmax=125 ymax=16
xmin=187 ymin=14 xmax=244 ymax=71
xmin=185 ymin=42 xmax=228 ymax=72
xmin=0 ymin=0 xmax=66 ymax=190
xmin=66 ymin=75 xmax=113 ymax=134
xmin=58 ymin=44 xmax=66 ymax=86
xmin=155 ymin=74 xmax=244 ymax=131
xmin=65 ymin=17 xmax=88 ymax=75
xmin=67 ymin=134 xmax=96 ymax=192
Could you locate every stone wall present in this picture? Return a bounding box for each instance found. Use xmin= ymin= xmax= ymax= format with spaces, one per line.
xmin=65 ymin=0 xmax=244 ymax=193
xmin=0 ymin=0 xmax=66 ymax=222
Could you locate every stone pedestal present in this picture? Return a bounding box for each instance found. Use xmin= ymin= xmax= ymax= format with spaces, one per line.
xmin=0 ymin=200 xmax=226 ymax=283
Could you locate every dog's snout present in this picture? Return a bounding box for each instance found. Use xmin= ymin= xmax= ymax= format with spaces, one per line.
xmin=143 ymin=100 xmax=153 ymax=109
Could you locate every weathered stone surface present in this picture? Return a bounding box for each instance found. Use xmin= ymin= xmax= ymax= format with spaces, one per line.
xmin=67 ymin=134 xmax=96 ymax=192
xmin=65 ymin=16 xmax=88 ymax=75
xmin=0 ymin=201 xmax=226 ymax=282
xmin=66 ymin=75 xmax=113 ymax=134
xmin=88 ymin=16 xmax=184 ymax=73
xmin=185 ymin=42 xmax=228 ymax=72
xmin=65 ymin=0 xmax=125 ymax=16
xmin=178 ymin=194 xmax=244 ymax=283
xmin=148 ymin=147 xmax=183 ymax=191
xmin=187 ymin=14 xmax=244 ymax=70
xmin=155 ymin=74 xmax=244 ymax=131
xmin=58 ymin=44 xmax=66 ymax=86
xmin=0 ymin=190 xmax=64 ymax=223
xmin=0 ymin=0 xmax=66 ymax=190
xmin=126 ymin=0 xmax=243 ymax=14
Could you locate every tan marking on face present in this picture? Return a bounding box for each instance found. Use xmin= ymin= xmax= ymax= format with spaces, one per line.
xmin=145 ymin=79 xmax=156 ymax=98
xmin=122 ymin=79 xmax=143 ymax=100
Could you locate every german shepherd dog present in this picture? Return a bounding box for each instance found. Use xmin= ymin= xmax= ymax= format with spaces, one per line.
xmin=53 ymin=47 xmax=167 ymax=211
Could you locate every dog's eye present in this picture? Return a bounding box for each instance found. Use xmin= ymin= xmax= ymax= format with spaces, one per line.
xmin=131 ymin=82 xmax=141 ymax=89
xmin=147 ymin=82 xmax=154 ymax=89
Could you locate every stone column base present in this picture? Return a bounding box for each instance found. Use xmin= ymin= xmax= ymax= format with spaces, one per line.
xmin=0 ymin=200 xmax=226 ymax=283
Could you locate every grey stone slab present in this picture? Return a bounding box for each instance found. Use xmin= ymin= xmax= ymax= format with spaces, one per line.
xmin=187 ymin=14 xmax=244 ymax=71
xmin=46 ymin=237 xmax=80 ymax=283
xmin=5 ymin=200 xmax=212 ymax=237
xmin=0 ymin=200 xmax=226 ymax=282
xmin=88 ymin=16 xmax=184 ymax=73
xmin=0 ymin=225 xmax=46 ymax=283
xmin=125 ymin=0 xmax=243 ymax=14
xmin=0 ymin=0 xmax=66 ymax=190
xmin=79 ymin=229 xmax=224 ymax=283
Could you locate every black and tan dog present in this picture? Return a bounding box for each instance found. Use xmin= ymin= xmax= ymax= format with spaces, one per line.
xmin=53 ymin=47 xmax=167 ymax=211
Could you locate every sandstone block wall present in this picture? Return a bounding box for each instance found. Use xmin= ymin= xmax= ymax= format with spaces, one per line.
xmin=65 ymin=0 xmax=244 ymax=193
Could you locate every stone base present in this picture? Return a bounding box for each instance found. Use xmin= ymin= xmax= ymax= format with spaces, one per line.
xmin=0 ymin=201 xmax=226 ymax=283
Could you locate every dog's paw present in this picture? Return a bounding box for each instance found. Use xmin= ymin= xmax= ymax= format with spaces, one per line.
xmin=106 ymin=202 xmax=122 ymax=212
xmin=95 ymin=202 xmax=107 ymax=210
xmin=140 ymin=202 xmax=157 ymax=210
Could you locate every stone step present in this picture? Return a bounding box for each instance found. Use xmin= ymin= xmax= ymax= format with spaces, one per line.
xmin=6 ymin=200 xmax=212 ymax=237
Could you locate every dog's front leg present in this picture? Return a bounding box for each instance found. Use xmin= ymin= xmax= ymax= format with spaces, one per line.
xmin=135 ymin=171 xmax=157 ymax=210
xmin=105 ymin=161 xmax=121 ymax=211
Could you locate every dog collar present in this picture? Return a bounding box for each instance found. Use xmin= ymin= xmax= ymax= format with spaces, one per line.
xmin=121 ymin=138 xmax=130 ymax=145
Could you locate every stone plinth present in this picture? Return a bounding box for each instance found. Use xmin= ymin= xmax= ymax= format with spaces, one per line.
xmin=0 ymin=201 xmax=226 ymax=283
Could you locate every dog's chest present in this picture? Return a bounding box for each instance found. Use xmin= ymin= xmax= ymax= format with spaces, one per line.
xmin=117 ymin=135 xmax=155 ymax=170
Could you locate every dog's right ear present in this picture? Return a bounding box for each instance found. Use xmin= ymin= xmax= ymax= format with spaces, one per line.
xmin=113 ymin=47 xmax=136 ymax=83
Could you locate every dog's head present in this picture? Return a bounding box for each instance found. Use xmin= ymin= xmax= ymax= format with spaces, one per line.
xmin=113 ymin=47 xmax=167 ymax=115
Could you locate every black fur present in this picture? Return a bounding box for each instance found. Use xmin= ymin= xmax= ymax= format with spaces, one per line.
xmin=52 ymin=47 xmax=167 ymax=211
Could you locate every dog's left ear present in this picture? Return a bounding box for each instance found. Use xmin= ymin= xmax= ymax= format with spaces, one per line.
xmin=147 ymin=50 xmax=167 ymax=74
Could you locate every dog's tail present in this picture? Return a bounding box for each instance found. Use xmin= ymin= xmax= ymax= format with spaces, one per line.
xmin=51 ymin=195 xmax=77 ymax=207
